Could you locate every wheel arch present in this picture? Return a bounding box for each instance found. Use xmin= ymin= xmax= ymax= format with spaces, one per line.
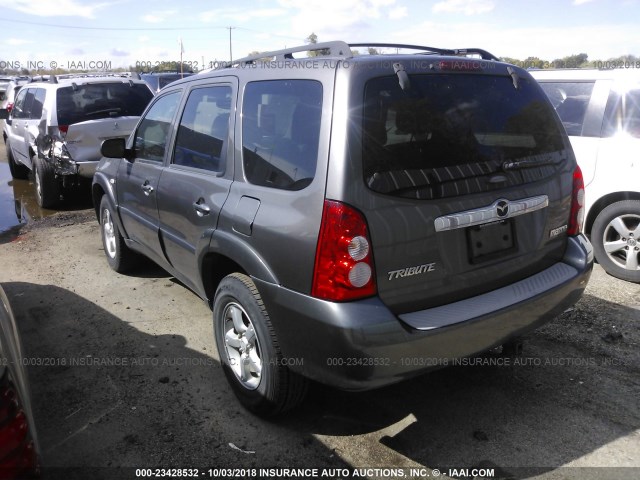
xmin=201 ymin=230 xmax=279 ymax=305
xmin=585 ymin=191 xmax=640 ymax=235
xmin=92 ymin=174 xmax=128 ymax=239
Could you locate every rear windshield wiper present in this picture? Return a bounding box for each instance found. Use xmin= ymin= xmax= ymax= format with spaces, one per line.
xmin=502 ymin=151 xmax=567 ymax=170
xmin=85 ymin=107 xmax=122 ymax=118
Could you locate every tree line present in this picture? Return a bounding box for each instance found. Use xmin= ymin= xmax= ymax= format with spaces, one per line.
xmin=304 ymin=34 xmax=640 ymax=69
xmin=500 ymin=53 xmax=640 ymax=69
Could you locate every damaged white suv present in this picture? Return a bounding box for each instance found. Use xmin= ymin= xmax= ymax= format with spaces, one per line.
xmin=1 ymin=75 xmax=153 ymax=208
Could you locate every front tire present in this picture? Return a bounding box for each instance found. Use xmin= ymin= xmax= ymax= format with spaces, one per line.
xmin=99 ymin=195 xmax=138 ymax=273
xmin=592 ymin=200 xmax=640 ymax=283
xmin=213 ymin=273 xmax=308 ymax=416
xmin=33 ymin=156 xmax=60 ymax=208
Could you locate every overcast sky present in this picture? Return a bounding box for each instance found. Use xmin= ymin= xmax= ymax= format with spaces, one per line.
xmin=1 ymin=0 xmax=639 ymax=70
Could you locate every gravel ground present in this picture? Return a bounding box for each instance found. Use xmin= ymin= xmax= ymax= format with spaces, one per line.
xmin=0 ymin=207 xmax=638 ymax=480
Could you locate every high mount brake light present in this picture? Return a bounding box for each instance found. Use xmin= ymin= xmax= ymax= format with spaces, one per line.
xmin=437 ymin=60 xmax=485 ymax=72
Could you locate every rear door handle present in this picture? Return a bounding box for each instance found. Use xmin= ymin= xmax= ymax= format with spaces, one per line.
xmin=193 ymin=200 xmax=211 ymax=216
xmin=141 ymin=182 xmax=154 ymax=195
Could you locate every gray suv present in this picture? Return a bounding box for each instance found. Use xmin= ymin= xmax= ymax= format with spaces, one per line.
xmin=93 ymin=41 xmax=594 ymax=416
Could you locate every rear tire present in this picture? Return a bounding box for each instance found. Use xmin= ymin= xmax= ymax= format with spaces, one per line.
xmin=213 ymin=273 xmax=308 ymax=416
xmin=33 ymin=156 xmax=60 ymax=208
xmin=99 ymin=195 xmax=139 ymax=273
xmin=591 ymin=200 xmax=640 ymax=283
xmin=6 ymin=144 xmax=29 ymax=180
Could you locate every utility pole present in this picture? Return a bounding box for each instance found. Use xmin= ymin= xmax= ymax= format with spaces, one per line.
xmin=228 ymin=26 xmax=235 ymax=63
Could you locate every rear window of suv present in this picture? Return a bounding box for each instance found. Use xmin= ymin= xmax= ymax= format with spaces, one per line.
xmin=363 ymin=74 xmax=568 ymax=200
xmin=56 ymin=82 xmax=153 ymax=127
xmin=242 ymin=80 xmax=322 ymax=190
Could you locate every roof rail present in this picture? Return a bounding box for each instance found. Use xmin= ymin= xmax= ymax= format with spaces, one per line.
xmin=219 ymin=41 xmax=352 ymax=69
xmin=349 ymin=43 xmax=499 ymax=61
xmin=217 ymin=41 xmax=499 ymax=70
xmin=46 ymin=72 xmax=134 ymax=81
xmin=450 ymin=48 xmax=499 ymax=61
xmin=27 ymin=75 xmax=52 ymax=83
xmin=141 ymin=70 xmax=195 ymax=75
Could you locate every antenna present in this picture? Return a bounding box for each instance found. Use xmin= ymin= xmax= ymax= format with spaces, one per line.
xmin=228 ymin=26 xmax=236 ymax=63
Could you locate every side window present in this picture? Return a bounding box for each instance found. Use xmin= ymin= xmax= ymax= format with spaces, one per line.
xmin=603 ymin=88 xmax=640 ymax=138
xmin=242 ymin=80 xmax=322 ymax=190
xmin=172 ymin=85 xmax=231 ymax=172
xmin=134 ymin=91 xmax=181 ymax=162
xmin=31 ymin=88 xmax=46 ymax=119
xmin=12 ymin=88 xmax=31 ymax=119
xmin=538 ymin=82 xmax=595 ymax=136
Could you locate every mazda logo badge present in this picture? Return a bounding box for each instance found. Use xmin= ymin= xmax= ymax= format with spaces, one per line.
xmin=496 ymin=200 xmax=509 ymax=218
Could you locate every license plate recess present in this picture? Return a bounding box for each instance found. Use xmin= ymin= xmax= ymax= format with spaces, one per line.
xmin=467 ymin=219 xmax=515 ymax=262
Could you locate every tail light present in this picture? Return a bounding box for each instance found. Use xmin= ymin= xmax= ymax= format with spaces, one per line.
xmin=312 ymin=200 xmax=377 ymax=301
xmin=6 ymin=104 xmax=13 ymax=113
xmin=568 ymin=165 xmax=585 ymax=235
xmin=0 ymin=371 xmax=39 ymax=480
xmin=58 ymin=125 xmax=69 ymax=135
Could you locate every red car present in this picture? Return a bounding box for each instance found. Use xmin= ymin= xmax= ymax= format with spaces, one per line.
xmin=0 ymin=285 xmax=40 ymax=479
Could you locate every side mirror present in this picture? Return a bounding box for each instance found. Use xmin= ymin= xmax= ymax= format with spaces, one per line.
xmin=101 ymin=138 xmax=128 ymax=159
xmin=0 ymin=109 xmax=9 ymax=120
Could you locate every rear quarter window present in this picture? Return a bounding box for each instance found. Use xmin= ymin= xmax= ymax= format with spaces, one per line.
xmin=31 ymin=88 xmax=46 ymax=119
xmin=242 ymin=79 xmax=322 ymax=190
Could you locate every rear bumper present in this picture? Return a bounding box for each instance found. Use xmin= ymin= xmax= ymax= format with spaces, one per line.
xmin=54 ymin=159 xmax=99 ymax=178
xmin=255 ymin=234 xmax=593 ymax=391
xmin=76 ymin=161 xmax=99 ymax=178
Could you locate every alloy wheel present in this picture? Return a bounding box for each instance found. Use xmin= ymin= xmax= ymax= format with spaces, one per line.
xmin=102 ymin=208 xmax=117 ymax=259
xmin=222 ymin=302 xmax=262 ymax=390
xmin=602 ymin=213 xmax=640 ymax=271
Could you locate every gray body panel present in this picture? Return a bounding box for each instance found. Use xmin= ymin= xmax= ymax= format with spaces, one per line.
xmin=327 ymin=59 xmax=576 ymax=313
xmin=117 ymin=159 xmax=165 ymax=262
xmin=255 ymin=235 xmax=592 ymax=390
xmin=157 ymin=166 xmax=233 ymax=294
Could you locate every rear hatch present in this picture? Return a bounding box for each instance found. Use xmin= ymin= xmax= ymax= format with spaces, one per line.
xmin=63 ymin=117 xmax=139 ymax=162
xmin=350 ymin=61 xmax=576 ymax=315
xmin=55 ymin=81 xmax=153 ymax=162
